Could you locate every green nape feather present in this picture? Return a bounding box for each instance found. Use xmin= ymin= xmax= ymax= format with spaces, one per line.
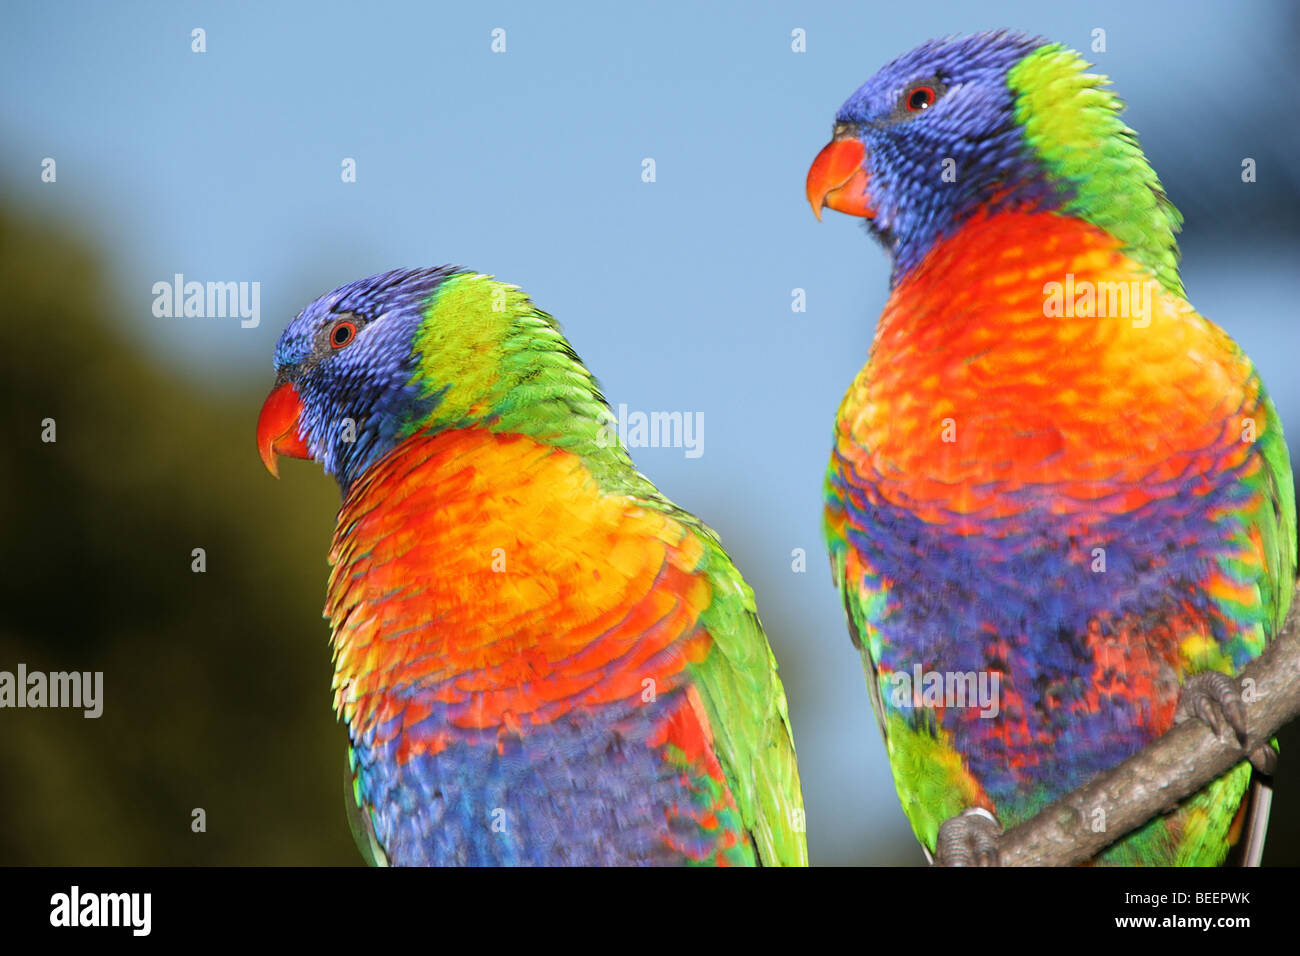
xmin=1009 ymin=43 xmax=1186 ymax=297
xmin=410 ymin=273 xmax=625 ymax=466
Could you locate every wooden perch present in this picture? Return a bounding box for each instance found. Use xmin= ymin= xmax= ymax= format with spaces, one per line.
xmin=994 ymin=580 xmax=1300 ymax=866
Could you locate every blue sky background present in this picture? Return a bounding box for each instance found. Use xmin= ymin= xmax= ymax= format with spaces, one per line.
xmin=3 ymin=0 xmax=1298 ymax=864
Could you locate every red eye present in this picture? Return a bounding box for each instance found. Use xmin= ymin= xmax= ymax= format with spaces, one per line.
xmin=906 ymin=85 xmax=936 ymax=112
xmin=330 ymin=320 xmax=356 ymax=349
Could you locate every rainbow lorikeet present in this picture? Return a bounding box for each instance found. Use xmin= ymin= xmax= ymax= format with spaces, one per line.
xmin=256 ymin=268 xmax=806 ymax=866
xmin=806 ymin=31 xmax=1294 ymax=865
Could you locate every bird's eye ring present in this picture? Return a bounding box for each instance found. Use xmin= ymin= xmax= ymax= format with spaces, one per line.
xmin=906 ymin=85 xmax=936 ymax=112
xmin=330 ymin=320 xmax=357 ymax=349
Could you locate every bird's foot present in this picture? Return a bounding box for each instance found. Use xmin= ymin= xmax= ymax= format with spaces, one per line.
xmin=1174 ymin=672 xmax=1276 ymax=774
xmin=934 ymin=807 xmax=1002 ymax=866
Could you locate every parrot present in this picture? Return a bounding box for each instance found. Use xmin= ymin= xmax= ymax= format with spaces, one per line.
xmin=256 ymin=267 xmax=806 ymax=866
xmin=805 ymin=30 xmax=1295 ymax=865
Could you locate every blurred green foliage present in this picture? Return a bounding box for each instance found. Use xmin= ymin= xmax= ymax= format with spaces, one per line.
xmin=0 ymin=205 xmax=357 ymax=864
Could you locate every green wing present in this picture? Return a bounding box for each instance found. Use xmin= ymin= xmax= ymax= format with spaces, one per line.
xmin=688 ymin=526 xmax=809 ymax=866
xmin=1254 ymin=390 xmax=1296 ymax=636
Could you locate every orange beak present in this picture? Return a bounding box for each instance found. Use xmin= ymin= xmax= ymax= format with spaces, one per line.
xmin=806 ymin=136 xmax=874 ymax=220
xmin=256 ymin=382 xmax=311 ymax=478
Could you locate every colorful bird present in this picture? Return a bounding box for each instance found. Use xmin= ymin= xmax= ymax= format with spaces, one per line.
xmin=256 ymin=268 xmax=806 ymax=866
xmin=806 ymin=31 xmax=1294 ymax=865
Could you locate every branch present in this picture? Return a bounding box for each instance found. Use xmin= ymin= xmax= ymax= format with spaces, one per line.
xmin=996 ymin=580 xmax=1300 ymax=867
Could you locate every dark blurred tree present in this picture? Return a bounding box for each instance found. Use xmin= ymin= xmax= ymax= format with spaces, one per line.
xmin=0 ymin=204 xmax=356 ymax=864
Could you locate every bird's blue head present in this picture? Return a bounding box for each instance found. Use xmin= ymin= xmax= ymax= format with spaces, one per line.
xmin=807 ymin=30 xmax=1184 ymax=291
xmin=258 ymin=266 xmax=621 ymax=494
xmin=256 ymin=267 xmax=456 ymax=489
xmin=807 ymin=31 xmax=1056 ymax=281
